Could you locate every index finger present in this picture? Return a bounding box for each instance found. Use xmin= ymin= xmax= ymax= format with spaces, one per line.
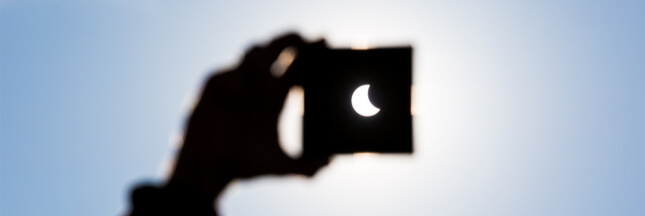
xmin=264 ymin=32 xmax=306 ymax=61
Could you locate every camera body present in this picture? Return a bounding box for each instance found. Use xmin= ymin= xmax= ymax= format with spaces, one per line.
xmin=292 ymin=42 xmax=413 ymax=158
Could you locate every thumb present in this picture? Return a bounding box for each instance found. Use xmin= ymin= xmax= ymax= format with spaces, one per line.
xmin=293 ymin=156 xmax=331 ymax=177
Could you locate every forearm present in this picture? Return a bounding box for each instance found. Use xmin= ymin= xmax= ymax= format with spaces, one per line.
xmin=128 ymin=181 xmax=220 ymax=216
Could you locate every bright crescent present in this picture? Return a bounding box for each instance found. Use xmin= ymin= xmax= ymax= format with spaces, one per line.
xmin=351 ymin=84 xmax=380 ymax=117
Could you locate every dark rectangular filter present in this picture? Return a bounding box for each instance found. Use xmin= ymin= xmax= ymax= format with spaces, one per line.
xmin=299 ymin=47 xmax=413 ymax=158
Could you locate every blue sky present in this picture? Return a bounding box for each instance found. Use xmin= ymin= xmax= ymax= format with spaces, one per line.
xmin=1 ymin=0 xmax=644 ymax=215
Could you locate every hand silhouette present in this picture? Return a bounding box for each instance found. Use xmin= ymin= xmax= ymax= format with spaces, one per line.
xmin=128 ymin=33 xmax=330 ymax=216
xmin=169 ymin=32 xmax=330 ymax=197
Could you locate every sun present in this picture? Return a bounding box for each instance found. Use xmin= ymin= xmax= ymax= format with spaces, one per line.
xmin=351 ymin=84 xmax=380 ymax=117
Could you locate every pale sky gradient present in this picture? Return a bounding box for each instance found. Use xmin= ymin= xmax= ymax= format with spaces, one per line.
xmin=2 ymin=0 xmax=644 ymax=215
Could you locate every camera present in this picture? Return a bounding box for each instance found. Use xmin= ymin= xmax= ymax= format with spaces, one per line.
xmin=290 ymin=41 xmax=413 ymax=158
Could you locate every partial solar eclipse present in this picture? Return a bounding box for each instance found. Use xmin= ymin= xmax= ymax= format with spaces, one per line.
xmin=351 ymin=84 xmax=380 ymax=117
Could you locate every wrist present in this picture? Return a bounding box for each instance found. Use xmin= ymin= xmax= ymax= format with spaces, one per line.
xmin=129 ymin=182 xmax=219 ymax=216
xmin=168 ymin=159 xmax=232 ymax=200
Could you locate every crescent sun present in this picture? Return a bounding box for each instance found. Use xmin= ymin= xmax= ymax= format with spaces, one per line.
xmin=351 ymin=84 xmax=381 ymax=117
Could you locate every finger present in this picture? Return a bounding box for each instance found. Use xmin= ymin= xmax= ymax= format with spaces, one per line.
xmin=264 ymin=33 xmax=306 ymax=61
xmin=293 ymin=156 xmax=331 ymax=177
xmin=262 ymin=34 xmax=309 ymax=108
xmin=240 ymin=33 xmax=306 ymax=83
xmin=277 ymin=39 xmax=327 ymax=97
xmin=241 ymin=45 xmax=266 ymax=71
xmin=260 ymin=148 xmax=330 ymax=177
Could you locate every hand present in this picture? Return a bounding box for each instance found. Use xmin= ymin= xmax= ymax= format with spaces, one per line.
xmin=168 ymin=33 xmax=330 ymax=199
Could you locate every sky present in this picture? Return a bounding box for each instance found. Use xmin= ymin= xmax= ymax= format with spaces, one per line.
xmin=1 ymin=0 xmax=644 ymax=215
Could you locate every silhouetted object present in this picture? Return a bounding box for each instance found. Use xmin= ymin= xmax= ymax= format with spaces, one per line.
xmin=291 ymin=43 xmax=413 ymax=158
xmin=127 ymin=32 xmax=415 ymax=215
xmin=128 ymin=33 xmax=330 ymax=216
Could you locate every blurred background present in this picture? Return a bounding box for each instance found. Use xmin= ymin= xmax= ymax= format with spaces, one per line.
xmin=2 ymin=0 xmax=644 ymax=215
